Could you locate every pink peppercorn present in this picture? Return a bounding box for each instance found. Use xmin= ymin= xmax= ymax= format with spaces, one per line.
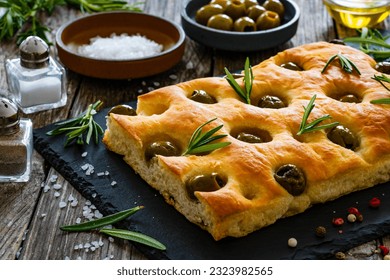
xmin=332 ymin=217 xmax=344 ymax=227
xmin=379 ymin=245 xmax=389 ymax=256
xmin=347 ymin=207 xmax=361 ymax=216
xmin=369 ymin=197 xmax=381 ymax=208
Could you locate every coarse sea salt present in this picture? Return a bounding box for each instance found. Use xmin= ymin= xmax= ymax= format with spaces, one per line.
xmin=78 ymin=33 xmax=163 ymax=60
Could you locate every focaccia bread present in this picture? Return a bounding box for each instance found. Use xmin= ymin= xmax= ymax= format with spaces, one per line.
xmin=103 ymin=42 xmax=390 ymax=240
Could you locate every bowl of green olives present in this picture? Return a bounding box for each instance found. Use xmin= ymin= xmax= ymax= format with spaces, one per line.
xmin=181 ymin=0 xmax=300 ymax=52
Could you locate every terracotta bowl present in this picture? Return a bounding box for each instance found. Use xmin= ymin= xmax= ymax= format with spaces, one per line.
xmin=181 ymin=0 xmax=300 ymax=52
xmin=56 ymin=12 xmax=186 ymax=79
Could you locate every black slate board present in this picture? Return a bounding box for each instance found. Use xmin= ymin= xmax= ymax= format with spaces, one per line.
xmin=33 ymin=102 xmax=390 ymax=260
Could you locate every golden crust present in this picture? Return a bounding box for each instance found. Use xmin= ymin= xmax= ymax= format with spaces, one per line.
xmin=103 ymin=42 xmax=390 ymax=240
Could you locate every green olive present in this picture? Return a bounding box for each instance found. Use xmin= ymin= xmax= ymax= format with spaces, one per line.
xmin=225 ymin=0 xmax=247 ymax=20
xmin=375 ymin=61 xmax=390 ymax=74
xmin=327 ymin=125 xmax=359 ymax=151
xmin=339 ymin=94 xmax=360 ymax=103
xmin=190 ymin=89 xmax=217 ymax=104
xmin=195 ymin=4 xmax=224 ymax=25
xmin=144 ymin=140 xmax=180 ymax=161
xmin=256 ymin=10 xmax=281 ymax=30
xmin=185 ymin=173 xmax=226 ymax=200
xmin=262 ymin=0 xmax=285 ymax=18
xmin=274 ymin=164 xmax=306 ymax=196
xmin=207 ymin=14 xmax=234 ymax=31
xmin=244 ymin=0 xmax=259 ymax=9
xmin=108 ymin=104 xmax=137 ymax=116
xmin=280 ymin=62 xmax=303 ymax=71
xmin=258 ymin=95 xmax=286 ymax=109
xmin=246 ymin=5 xmax=266 ymax=21
xmin=234 ymin=16 xmax=257 ymax=32
xmin=236 ymin=132 xmax=263 ymax=143
xmin=210 ymin=0 xmax=231 ymax=10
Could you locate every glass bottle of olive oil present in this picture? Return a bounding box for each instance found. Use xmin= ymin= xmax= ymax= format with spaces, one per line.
xmin=323 ymin=0 xmax=390 ymax=28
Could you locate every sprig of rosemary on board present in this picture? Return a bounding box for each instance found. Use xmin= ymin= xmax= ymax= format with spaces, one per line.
xmin=0 ymin=0 xmax=143 ymax=44
xmin=224 ymin=57 xmax=254 ymax=104
xmin=343 ymin=28 xmax=390 ymax=61
xmin=46 ymin=100 xmax=104 ymax=146
xmin=182 ymin=118 xmax=231 ymax=156
xmin=60 ymin=206 xmax=166 ymax=250
xmin=372 ymin=74 xmax=390 ymax=91
xmin=297 ymin=95 xmax=339 ymax=135
xmin=321 ymin=52 xmax=361 ymax=75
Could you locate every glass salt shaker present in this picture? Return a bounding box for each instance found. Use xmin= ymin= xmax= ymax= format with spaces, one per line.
xmin=0 ymin=96 xmax=33 ymax=182
xmin=5 ymin=36 xmax=67 ymax=114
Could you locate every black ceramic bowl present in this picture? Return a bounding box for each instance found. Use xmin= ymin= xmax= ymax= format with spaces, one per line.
xmin=181 ymin=0 xmax=300 ymax=52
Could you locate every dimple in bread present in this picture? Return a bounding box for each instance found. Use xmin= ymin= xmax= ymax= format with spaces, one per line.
xmin=103 ymin=42 xmax=390 ymax=240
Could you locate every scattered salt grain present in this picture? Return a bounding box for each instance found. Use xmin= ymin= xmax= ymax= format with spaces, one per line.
xmin=40 ymin=213 xmax=47 ymax=218
xmin=81 ymin=152 xmax=88 ymax=157
xmin=54 ymin=191 xmax=61 ymax=198
xmin=169 ymin=74 xmax=177 ymax=80
xmin=59 ymin=201 xmax=67 ymax=208
xmin=43 ymin=185 xmax=50 ymax=193
xmin=111 ymin=181 xmax=117 ymax=186
xmin=92 ymin=193 xmax=97 ymax=198
xmin=147 ymin=87 xmax=155 ymax=92
xmin=49 ymin=174 xmax=58 ymax=183
xmin=97 ymin=172 xmax=105 ymax=177
xmin=75 ymin=217 xmax=81 ymax=224
xmin=186 ymin=61 xmax=194 ymax=69
xmin=70 ymin=200 xmax=79 ymax=207
xmin=78 ymin=33 xmax=163 ymax=60
xmin=53 ymin=184 xmax=62 ymax=190
xmin=105 ymin=171 xmax=110 ymax=176
xmin=153 ymin=81 xmax=160 ymax=87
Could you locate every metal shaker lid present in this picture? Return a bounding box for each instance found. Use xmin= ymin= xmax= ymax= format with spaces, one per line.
xmin=0 ymin=97 xmax=20 ymax=135
xmin=19 ymin=36 xmax=50 ymax=69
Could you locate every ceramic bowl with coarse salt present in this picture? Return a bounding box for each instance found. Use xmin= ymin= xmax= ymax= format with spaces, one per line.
xmin=56 ymin=12 xmax=186 ymax=79
xmin=181 ymin=0 xmax=300 ymax=52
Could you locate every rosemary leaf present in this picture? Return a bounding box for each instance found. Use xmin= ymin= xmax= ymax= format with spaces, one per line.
xmin=297 ymin=95 xmax=339 ymax=135
xmin=46 ymin=100 xmax=104 ymax=146
xmin=321 ymin=52 xmax=361 ymax=75
xmin=182 ymin=118 xmax=231 ymax=156
xmin=100 ymin=228 xmax=166 ymax=250
xmin=224 ymin=57 xmax=253 ymax=104
xmin=372 ymin=74 xmax=390 ymax=91
xmin=370 ymin=98 xmax=390 ymax=104
xmin=60 ymin=206 xmax=143 ymax=232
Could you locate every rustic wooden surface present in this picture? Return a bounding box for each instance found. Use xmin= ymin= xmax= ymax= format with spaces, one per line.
xmin=0 ymin=0 xmax=389 ymax=260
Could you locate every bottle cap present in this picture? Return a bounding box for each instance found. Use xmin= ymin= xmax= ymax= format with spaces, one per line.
xmin=0 ymin=97 xmax=20 ymax=135
xmin=19 ymin=36 xmax=50 ymax=69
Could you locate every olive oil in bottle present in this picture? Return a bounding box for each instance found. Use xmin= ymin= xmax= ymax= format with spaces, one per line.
xmin=323 ymin=0 xmax=390 ymax=28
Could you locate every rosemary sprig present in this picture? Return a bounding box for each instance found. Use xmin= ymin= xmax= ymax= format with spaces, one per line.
xmin=372 ymin=74 xmax=390 ymax=91
xmin=224 ymin=57 xmax=254 ymax=104
xmin=46 ymin=100 xmax=104 ymax=146
xmin=0 ymin=0 xmax=143 ymax=44
xmin=343 ymin=28 xmax=390 ymax=61
xmin=65 ymin=0 xmax=143 ymax=14
xmin=60 ymin=206 xmax=166 ymax=250
xmin=321 ymin=52 xmax=361 ymax=75
xmin=60 ymin=206 xmax=143 ymax=232
xmin=297 ymin=95 xmax=339 ymax=135
xmin=182 ymin=118 xmax=231 ymax=156
xmin=100 ymin=228 xmax=166 ymax=250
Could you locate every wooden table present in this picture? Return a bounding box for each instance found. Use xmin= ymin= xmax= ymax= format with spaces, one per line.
xmin=0 ymin=0 xmax=389 ymax=260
